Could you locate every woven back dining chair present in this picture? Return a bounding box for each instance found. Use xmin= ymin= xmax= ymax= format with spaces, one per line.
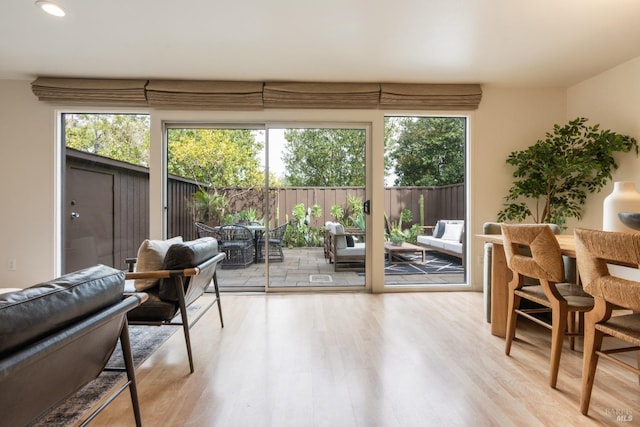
xmin=501 ymin=223 xmax=594 ymax=388
xmin=574 ymin=228 xmax=640 ymax=415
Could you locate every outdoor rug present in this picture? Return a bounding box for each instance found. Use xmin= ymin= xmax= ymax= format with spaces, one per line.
xmin=33 ymin=304 xmax=201 ymax=427
xmin=358 ymin=252 xmax=464 ymax=276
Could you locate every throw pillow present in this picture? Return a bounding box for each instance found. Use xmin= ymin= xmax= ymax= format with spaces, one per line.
xmin=441 ymin=223 xmax=464 ymax=242
xmin=346 ymin=235 xmax=355 ymax=247
xmin=134 ymin=236 xmax=183 ymax=291
xmin=334 ymin=224 xmax=348 ymax=249
xmin=433 ymin=221 xmax=446 ymax=238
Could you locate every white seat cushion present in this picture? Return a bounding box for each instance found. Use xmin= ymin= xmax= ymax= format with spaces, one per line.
xmin=336 ymin=243 xmax=365 ymax=257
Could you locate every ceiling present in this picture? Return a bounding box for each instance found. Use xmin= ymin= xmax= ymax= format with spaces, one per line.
xmin=3 ymin=0 xmax=640 ymax=88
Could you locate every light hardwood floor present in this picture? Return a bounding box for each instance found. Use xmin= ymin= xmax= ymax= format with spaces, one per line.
xmin=90 ymin=292 xmax=638 ymax=427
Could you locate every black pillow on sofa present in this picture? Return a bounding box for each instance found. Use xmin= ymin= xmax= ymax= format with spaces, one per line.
xmin=346 ymin=235 xmax=355 ymax=247
xmin=433 ymin=221 xmax=446 ymax=238
xmin=158 ymin=237 xmax=218 ymax=302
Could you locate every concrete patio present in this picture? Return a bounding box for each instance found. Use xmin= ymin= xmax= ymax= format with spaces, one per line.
xmin=216 ymin=247 xmax=465 ymax=290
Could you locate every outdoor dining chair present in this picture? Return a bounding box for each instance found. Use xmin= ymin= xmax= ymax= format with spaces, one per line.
xmin=257 ymin=222 xmax=288 ymax=262
xmin=214 ymin=224 xmax=255 ymax=269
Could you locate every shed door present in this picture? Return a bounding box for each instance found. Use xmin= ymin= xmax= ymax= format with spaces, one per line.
xmin=64 ymin=166 xmax=115 ymax=273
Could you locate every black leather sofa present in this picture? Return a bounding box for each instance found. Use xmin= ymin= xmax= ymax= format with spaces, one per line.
xmin=0 ymin=265 xmax=147 ymax=427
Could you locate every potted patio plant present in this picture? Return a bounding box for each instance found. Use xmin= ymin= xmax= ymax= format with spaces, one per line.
xmin=386 ymin=209 xmax=412 ymax=245
xmin=497 ymin=117 xmax=638 ymax=231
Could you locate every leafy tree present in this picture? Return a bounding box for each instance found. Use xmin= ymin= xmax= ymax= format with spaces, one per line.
xmin=64 ymin=113 xmax=150 ymax=166
xmin=282 ymin=129 xmax=365 ymax=186
xmin=386 ymin=117 xmax=465 ymax=186
xmin=167 ymin=129 xmax=263 ymax=187
xmin=497 ymin=117 xmax=638 ymax=230
xmin=65 ymin=116 xmax=265 ymax=188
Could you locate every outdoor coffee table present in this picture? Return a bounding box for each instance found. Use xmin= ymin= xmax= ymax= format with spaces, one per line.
xmin=384 ymin=241 xmax=426 ymax=264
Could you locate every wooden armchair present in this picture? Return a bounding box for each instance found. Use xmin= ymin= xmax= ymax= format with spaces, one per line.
xmin=125 ymin=237 xmax=225 ymax=373
xmin=324 ymin=221 xmax=365 ymax=271
xmin=574 ymin=228 xmax=640 ymax=415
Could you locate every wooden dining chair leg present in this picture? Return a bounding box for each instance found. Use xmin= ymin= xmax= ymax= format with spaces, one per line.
xmin=580 ymin=311 xmax=605 ymax=415
xmin=637 ymin=352 xmax=640 ymax=386
xmin=549 ymin=303 xmax=568 ymax=388
xmin=568 ymin=311 xmax=576 ymax=351
xmin=505 ymin=286 xmax=520 ymax=356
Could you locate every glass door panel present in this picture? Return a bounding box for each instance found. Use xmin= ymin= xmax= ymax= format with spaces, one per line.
xmin=265 ymin=126 xmax=367 ymax=291
xmin=383 ymin=116 xmax=467 ymax=287
xmin=166 ymin=125 xmax=266 ymax=291
xmin=165 ymin=123 xmax=369 ymax=292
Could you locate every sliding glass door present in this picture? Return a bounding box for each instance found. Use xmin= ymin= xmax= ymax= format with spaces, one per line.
xmin=164 ymin=122 xmax=369 ymax=292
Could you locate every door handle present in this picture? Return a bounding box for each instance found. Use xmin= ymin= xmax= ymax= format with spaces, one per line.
xmin=70 ymin=212 xmax=80 ymax=219
xmin=363 ymin=200 xmax=371 ymax=215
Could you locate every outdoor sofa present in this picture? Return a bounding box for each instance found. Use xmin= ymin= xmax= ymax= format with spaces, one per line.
xmin=417 ymin=219 xmax=465 ymax=263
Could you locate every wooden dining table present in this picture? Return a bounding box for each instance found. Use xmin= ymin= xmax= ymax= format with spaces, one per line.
xmin=476 ymin=233 xmax=576 ymax=337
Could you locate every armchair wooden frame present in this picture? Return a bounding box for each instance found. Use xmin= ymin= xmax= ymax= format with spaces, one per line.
xmin=325 ymin=226 xmax=366 ymax=271
xmin=125 ymin=252 xmax=225 ymax=373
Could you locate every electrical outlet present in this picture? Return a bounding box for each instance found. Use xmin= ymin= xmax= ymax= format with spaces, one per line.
xmin=8 ymin=259 xmax=17 ymax=271
xmin=477 ymin=255 xmax=483 ymax=266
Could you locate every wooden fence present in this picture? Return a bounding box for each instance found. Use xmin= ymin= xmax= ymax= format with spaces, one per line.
xmin=168 ymin=177 xmax=464 ymax=239
xmin=67 ymin=151 xmax=464 ymax=248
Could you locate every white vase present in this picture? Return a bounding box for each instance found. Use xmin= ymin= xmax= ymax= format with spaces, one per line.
xmin=602 ymin=181 xmax=640 ymax=231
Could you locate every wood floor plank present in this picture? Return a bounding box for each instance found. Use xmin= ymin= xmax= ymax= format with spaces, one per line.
xmin=89 ymin=292 xmax=638 ymax=427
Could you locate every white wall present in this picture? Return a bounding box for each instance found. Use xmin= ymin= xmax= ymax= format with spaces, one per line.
xmin=0 ymin=80 xmax=57 ymax=287
xmin=566 ymin=56 xmax=640 ymax=232
xmin=470 ymin=87 xmax=566 ymax=287
xmin=0 ymin=80 xmax=566 ymax=290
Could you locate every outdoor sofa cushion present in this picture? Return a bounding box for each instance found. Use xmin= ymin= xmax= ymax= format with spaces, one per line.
xmin=417 ymin=220 xmax=464 ymax=256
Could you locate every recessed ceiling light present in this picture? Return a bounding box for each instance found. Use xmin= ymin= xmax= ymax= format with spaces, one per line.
xmin=35 ymin=0 xmax=66 ymax=17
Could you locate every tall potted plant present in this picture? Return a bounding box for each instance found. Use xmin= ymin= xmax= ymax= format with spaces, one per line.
xmin=497 ymin=117 xmax=638 ymax=230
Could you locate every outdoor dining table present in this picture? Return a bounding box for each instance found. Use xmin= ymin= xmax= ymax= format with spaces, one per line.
xmin=476 ymin=233 xmax=576 ymax=338
xmin=244 ymin=224 xmax=265 ymax=263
